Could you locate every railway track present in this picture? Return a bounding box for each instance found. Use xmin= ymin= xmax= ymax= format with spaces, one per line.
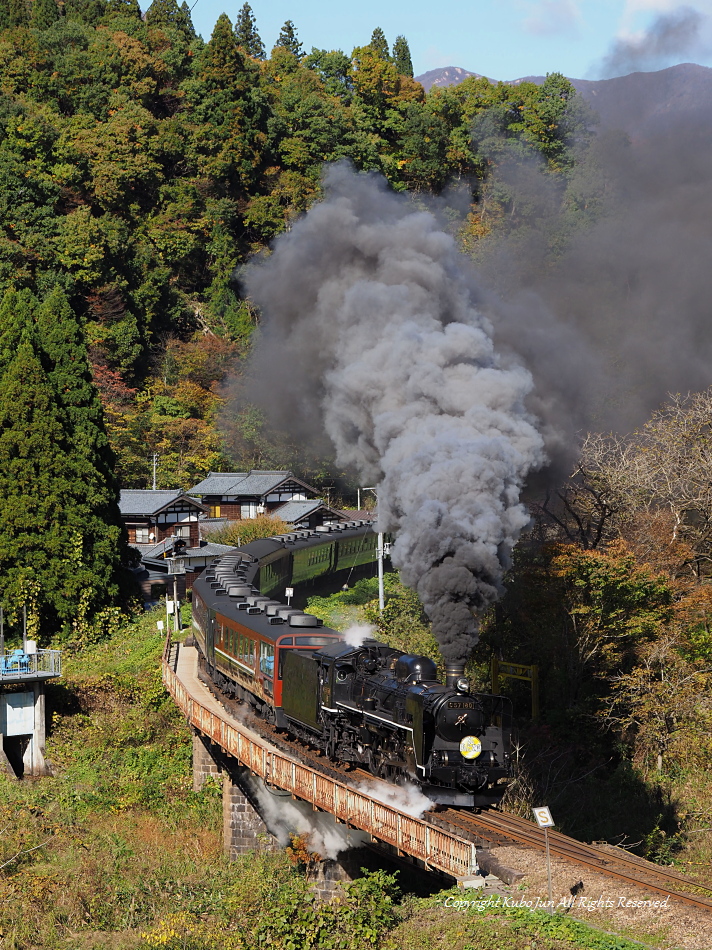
xmin=201 ymin=666 xmax=712 ymax=913
xmin=429 ymin=808 xmax=712 ymax=913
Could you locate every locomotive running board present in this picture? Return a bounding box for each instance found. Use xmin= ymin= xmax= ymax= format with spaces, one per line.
xmin=421 ymin=784 xmax=475 ymax=808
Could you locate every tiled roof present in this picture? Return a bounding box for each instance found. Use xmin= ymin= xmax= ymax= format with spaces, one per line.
xmin=137 ymin=537 xmax=176 ymax=558
xmin=189 ymin=470 xmax=319 ymax=499
xmin=236 ymin=471 xmax=305 ymax=496
xmin=189 ymin=472 xmax=248 ymax=495
xmin=135 ymin=538 xmax=237 ymax=563
xmin=275 ymin=500 xmax=343 ymax=524
xmin=184 ymin=542 xmax=236 ymax=557
xmin=119 ymin=490 xmax=205 ymax=516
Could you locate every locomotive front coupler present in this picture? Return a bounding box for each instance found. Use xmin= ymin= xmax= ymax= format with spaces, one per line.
xmin=419 ymin=783 xmax=476 ymax=808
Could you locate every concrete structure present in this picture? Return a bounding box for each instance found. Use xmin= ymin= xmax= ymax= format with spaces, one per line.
xmin=193 ymin=733 xmax=278 ymax=859
xmin=192 ymin=732 xmax=224 ymax=792
xmin=0 ymin=649 xmax=61 ymax=778
xmin=222 ymin=767 xmax=277 ymax=859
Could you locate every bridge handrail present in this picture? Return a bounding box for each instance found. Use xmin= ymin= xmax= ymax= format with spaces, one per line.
xmin=162 ymin=642 xmax=479 ymax=881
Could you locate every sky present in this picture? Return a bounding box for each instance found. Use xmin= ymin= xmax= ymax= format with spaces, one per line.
xmin=185 ymin=0 xmax=712 ymax=81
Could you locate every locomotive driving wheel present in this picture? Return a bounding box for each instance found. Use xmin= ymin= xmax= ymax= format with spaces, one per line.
xmin=366 ymin=748 xmax=389 ymax=780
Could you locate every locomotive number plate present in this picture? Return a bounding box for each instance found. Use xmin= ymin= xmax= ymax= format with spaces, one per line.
xmin=448 ymin=702 xmax=476 ymax=709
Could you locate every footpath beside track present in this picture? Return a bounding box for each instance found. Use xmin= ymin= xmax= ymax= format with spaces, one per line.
xmin=164 ymin=635 xmax=712 ymax=912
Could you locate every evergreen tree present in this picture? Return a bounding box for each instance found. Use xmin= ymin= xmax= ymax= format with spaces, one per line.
xmin=63 ymin=0 xmax=107 ymax=25
xmin=235 ymin=2 xmax=264 ymax=58
xmin=369 ymin=26 xmax=390 ymax=61
xmin=0 ymin=333 xmax=79 ymax=630
xmin=145 ymin=0 xmax=181 ymax=27
xmin=0 ymin=290 xmax=125 ymax=634
xmin=275 ymin=19 xmax=302 ymax=57
xmin=392 ymin=35 xmax=413 ymax=77
xmin=31 ymin=0 xmax=61 ymax=29
xmin=104 ymin=0 xmax=142 ymax=18
xmin=4 ymin=0 xmax=30 ymax=28
xmin=201 ymin=13 xmax=247 ymax=88
xmin=0 ymin=291 xmax=38 ymax=378
xmin=175 ymin=1 xmax=196 ymax=39
xmin=35 ymin=288 xmax=125 ymax=613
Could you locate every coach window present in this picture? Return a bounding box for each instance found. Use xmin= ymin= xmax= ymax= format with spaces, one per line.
xmin=260 ymin=642 xmax=274 ymax=678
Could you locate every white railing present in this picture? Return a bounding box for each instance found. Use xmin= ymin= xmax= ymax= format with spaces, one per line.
xmin=0 ymin=649 xmax=62 ymax=679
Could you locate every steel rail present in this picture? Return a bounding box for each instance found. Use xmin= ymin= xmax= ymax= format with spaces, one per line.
xmin=452 ymin=809 xmax=712 ymax=890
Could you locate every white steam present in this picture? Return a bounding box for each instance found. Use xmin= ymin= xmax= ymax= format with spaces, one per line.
xmin=343 ymin=623 xmax=375 ymax=647
xmin=245 ymin=773 xmax=368 ymax=859
xmin=356 ymin=778 xmax=434 ymax=819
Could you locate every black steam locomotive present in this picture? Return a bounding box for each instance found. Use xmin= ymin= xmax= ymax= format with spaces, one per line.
xmin=282 ymin=639 xmax=511 ymax=807
xmin=191 ymin=526 xmax=512 ymax=807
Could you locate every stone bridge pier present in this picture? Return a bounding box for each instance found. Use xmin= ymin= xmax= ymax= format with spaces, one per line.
xmin=193 ymin=732 xmax=277 ymax=857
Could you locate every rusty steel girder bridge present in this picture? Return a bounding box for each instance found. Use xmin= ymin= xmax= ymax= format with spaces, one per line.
xmin=162 ymin=635 xmax=482 ymax=883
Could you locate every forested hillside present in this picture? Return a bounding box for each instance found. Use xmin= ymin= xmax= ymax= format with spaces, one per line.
xmin=0 ymin=0 xmax=585 ymax=491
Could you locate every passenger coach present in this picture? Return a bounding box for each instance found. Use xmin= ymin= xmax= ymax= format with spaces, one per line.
xmin=191 ymin=523 xmax=377 ymax=719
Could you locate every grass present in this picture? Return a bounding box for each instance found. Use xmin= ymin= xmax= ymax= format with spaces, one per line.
xmin=388 ymin=891 xmax=666 ymax=950
xmin=0 ymin=606 xmax=700 ymax=949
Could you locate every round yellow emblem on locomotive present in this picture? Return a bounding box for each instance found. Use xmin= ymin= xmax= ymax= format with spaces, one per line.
xmin=459 ymin=736 xmax=482 ymax=759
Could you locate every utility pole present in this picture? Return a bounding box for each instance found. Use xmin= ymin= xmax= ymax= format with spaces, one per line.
xmin=173 ymin=572 xmax=180 ymax=635
xmin=378 ymin=532 xmax=385 ymax=612
xmin=360 ymin=487 xmax=385 ymax=610
xmin=167 ymin=555 xmax=186 ymax=636
xmin=152 ymin=453 xmax=158 ymax=491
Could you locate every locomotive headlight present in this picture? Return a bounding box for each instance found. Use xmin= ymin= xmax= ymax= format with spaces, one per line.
xmin=456 ymin=677 xmax=469 ymax=693
xmin=459 ymin=736 xmax=482 ymax=759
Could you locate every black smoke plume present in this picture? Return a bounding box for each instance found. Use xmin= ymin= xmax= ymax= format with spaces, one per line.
xmin=245 ymin=165 xmax=545 ymax=664
xmin=471 ymin=67 xmax=712 ymax=450
xmin=597 ymin=6 xmax=708 ymax=78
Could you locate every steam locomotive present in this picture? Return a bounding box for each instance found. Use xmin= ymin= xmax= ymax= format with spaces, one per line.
xmin=191 ymin=524 xmax=512 ymax=807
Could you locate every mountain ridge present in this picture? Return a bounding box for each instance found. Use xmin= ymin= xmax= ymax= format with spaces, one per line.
xmin=415 ymin=62 xmax=712 ymax=134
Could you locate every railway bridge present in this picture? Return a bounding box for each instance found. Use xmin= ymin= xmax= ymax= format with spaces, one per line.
xmin=162 ymin=634 xmax=491 ymax=895
xmin=163 ymin=634 xmax=712 ymax=911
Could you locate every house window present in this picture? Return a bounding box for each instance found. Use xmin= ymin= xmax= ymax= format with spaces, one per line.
xmin=174 ymin=525 xmax=190 ymax=539
xmin=210 ymin=505 xmax=221 ymax=518
xmin=135 ymin=528 xmax=150 ymax=543
xmin=241 ymin=503 xmax=256 ymax=519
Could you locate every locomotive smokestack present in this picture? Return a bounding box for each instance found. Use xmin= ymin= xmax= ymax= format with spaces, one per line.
xmin=445 ymin=663 xmax=466 ymax=689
